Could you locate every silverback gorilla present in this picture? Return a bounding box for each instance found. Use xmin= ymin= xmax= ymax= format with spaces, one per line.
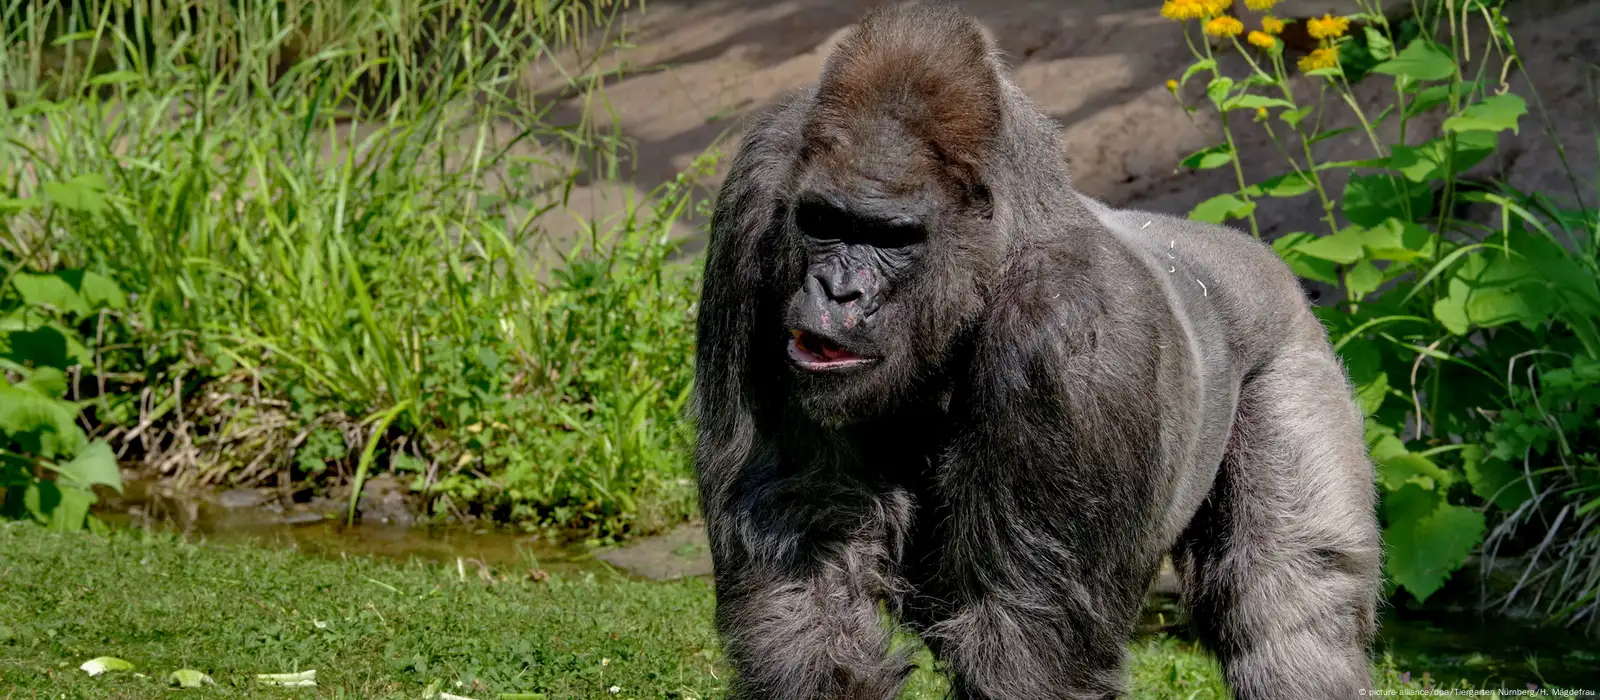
xmin=689 ymin=4 xmax=1382 ymax=698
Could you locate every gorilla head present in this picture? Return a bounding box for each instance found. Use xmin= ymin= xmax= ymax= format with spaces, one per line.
xmin=777 ymin=10 xmax=1006 ymax=427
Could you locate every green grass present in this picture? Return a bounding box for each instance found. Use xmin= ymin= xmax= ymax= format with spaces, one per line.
xmin=0 ymin=523 xmax=1556 ymax=698
xmin=2 ymin=0 xmax=707 ymax=538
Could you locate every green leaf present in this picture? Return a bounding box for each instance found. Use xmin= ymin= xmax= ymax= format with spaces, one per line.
xmin=1360 ymin=218 xmax=1437 ymax=263
xmin=1385 ymin=483 xmax=1442 ymax=525
xmin=1388 ymin=131 xmax=1496 ymax=182
xmin=1346 ymin=259 xmax=1384 ymax=300
xmin=1291 ymin=227 xmax=1367 ymax=264
xmin=1221 ymin=94 xmax=1296 ymax=112
xmin=1370 ymin=39 xmax=1457 ymax=82
xmin=1354 ymin=371 xmax=1389 ymax=416
xmin=52 ymin=441 xmax=123 ymax=494
xmin=19 ymin=479 xmax=96 ymax=531
xmin=20 ymin=366 xmax=69 ymax=399
xmin=1245 ymin=171 xmax=1315 ymax=198
xmin=1379 ymin=451 xmax=1454 ymax=491
xmin=1180 ymin=59 xmax=1216 ymax=89
xmin=86 ymin=70 xmax=141 ymax=87
xmin=1363 ymin=25 xmax=1395 ymax=60
xmin=1271 ymin=232 xmax=1341 ymax=285
xmin=1433 ymin=288 xmax=1470 ymax=335
xmin=1206 ymin=77 xmax=1235 ymax=111
xmin=0 ymin=377 xmax=89 ymax=458
xmin=80 ymin=657 xmax=136 ymax=676
xmin=1188 ymin=193 xmax=1255 ymax=224
xmin=1180 ymin=144 xmax=1235 ymax=171
xmin=168 ymin=669 xmax=216 ymax=688
xmin=39 ymin=173 xmax=109 ymax=216
xmin=1279 ymin=106 xmax=1314 ymax=127
xmin=1386 ymin=503 xmax=1485 ymax=602
xmin=1442 ymin=93 xmax=1527 ymax=135
xmin=10 ymin=272 xmax=90 ymax=316
xmin=1462 ymin=446 xmax=1533 ymax=511
xmin=1342 ymin=174 xmax=1433 ymax=227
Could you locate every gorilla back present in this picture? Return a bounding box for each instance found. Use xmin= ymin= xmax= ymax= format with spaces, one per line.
xmin=690 ymin=4 xmax=1381 ymax=699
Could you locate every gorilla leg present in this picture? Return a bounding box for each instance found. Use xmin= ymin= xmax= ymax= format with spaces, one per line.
xmin=1173 ymin=346 xmax=1382 ymax=699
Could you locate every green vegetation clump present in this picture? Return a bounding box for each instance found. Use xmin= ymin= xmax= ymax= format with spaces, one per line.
xmin=1164 ymin=0 xmax=1600 ymax=631
xmin=2 ymin=0 xmax=707 ymax=538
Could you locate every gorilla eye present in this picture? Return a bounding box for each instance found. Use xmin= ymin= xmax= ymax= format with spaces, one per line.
xmin=795 ymin=197 xmax=925 ymax=250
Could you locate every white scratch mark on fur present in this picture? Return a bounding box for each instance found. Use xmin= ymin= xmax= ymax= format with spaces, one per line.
xmin=1197 ymin=278 xmax=1209 ymax=296
xmin=1142 ymin=220 xmax=1153 ymax=229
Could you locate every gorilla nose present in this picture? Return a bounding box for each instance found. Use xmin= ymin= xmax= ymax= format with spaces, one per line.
xmin=816 ymin=273 xmax=864 ymax=304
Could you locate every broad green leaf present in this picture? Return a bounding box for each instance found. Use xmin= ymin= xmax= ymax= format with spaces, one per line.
xmin=0 ymin=378 xmax=89 ymax=458
xmin=1271 ymin=232 xmax=1341 ymax=285
xmin=1280 ymin=106 xmax=1314 ymax=127
xmin=1342 ymin=174 xmax=1433 ymax=227
xmin=10 ymin=272 xmax=91 ymax=316
xmin=52 ymin=441 xmax=123 ymax=494
xmin=1379 ymin=451 xmax=1454 ymax=491
xmin=0 ymin=323 xmax=89 ymax=370
xmin=39 ymin=174 xmax=109 ymax=216
xmin=1442 ymin=93 xmax=1527 ymax=135
xmin=1433 ymin=280 xmax=1471 ymax=335
xmin=20 ymin=479 xmax=96 ymax=531
xmin=1188 ymin=193 xmax=1255 ymax=224
xmin=1360 ymin=218 xmax=1436 ymax=262
xmin=1246 ymin=171 xmax=1315 ymax=198
xmin=1346 ymin=259 xmax=1384 ymax=300
xmin=1462 ymin=446 xmax=1533 ymax=511
xmin=80 ymin=657 xmax=135 ymax=676
xmin=19 ymin=366 xmax=69 ymax=399
xmin=1385 ymin=483 xmax=1441 ymax=526
xmin=1291 ymin=227 xmax=1367 ymax=264
xmin=1386 ymin=503 xmax=1485 ymax=602
xmin=1388 ymin=131 xmax=1496 ymax=182
xmin=1180 ymin=144 xmax=1234 ymax=171
xmin=1370 ymin=39 xmax=1457 ymax=82
xmin=1354 ymin=371 xmax=1389 ymax=416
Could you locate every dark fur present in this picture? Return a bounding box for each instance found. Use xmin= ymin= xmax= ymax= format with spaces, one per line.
xmin=690 ymin=4 xmax=1382 ymax=698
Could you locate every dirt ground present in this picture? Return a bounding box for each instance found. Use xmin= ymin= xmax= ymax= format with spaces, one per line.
xmin=527 ymin=0 xmax=1599 ymax=257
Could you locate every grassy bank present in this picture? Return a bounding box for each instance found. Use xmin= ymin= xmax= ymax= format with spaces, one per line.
xmin=2 ymin=0 xmax=707 ymax=538
xmin=0 ymin=523 xmax=1548 ymax=698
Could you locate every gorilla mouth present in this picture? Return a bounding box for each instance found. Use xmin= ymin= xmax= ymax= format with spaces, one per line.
xmin=788 ymin=329 xmax=872 ymax=370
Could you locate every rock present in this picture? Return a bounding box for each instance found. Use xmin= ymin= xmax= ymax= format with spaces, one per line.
xmin=595 ymin=523 xmax=713 ymax=581
xmin=217 ymin=488 xmax=269 ymax=509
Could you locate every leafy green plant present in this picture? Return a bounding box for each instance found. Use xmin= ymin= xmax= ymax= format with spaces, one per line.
xmin=1 ymin=0 xmax=710 ymax=539
xmin=1162 ymin=0 xmax=1599 ymax=612
xmin=0 ymin=265 xmax=125 ymax=530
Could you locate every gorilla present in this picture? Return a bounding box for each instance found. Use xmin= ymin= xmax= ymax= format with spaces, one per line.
xmin=689 ymin=4 xmax=1382 ymax=698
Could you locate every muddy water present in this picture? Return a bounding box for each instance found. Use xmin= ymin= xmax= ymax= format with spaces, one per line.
xmin=93 ymin=478 xmax=612 ymax=579
xmin=92 ymin=478 xmax=1600 ymax=690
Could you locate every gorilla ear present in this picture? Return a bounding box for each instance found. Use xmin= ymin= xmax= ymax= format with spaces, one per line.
xmin=809 ymin=3 xmax=1005 ymax=174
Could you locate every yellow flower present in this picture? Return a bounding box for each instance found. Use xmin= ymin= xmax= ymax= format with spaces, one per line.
xmin=1160 ymin=0 xmax=1207 ymax=21
xmin=1161 ymin=0 xmax=1230 ymax=21
xmin=1203 ymin=15 xmax=1245 ymax=38
xmin=1261 ymin=15 xmax=1285 ymax=35
xmin=1298 ymin=47 xmax=1340 ymax=72
xmin=1307 ymin=13 xmax=1351 ymax=41
xmin=1245 ymin=0 xmax=1277 ymax=10
xmin=1247 ymin=30 xmax=1278 ymax=49
xmin=1255 ymin=107 xmax=1269 ymax=121
xmin=1166 ymin=79 xmax=1179 ymax=91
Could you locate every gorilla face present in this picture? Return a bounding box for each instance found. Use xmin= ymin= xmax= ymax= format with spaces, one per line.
xmin=779 ymin=118 xmax=994 ymax=427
